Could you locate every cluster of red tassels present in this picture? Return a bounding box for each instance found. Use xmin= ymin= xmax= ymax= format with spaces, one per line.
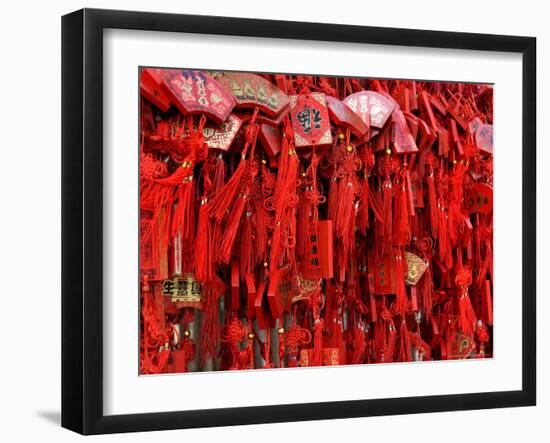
xmin=139 ymin=68 xmax=493 ymax=374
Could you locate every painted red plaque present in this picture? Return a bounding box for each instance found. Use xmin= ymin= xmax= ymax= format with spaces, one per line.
xmin=202 ymin=113 xmax=242 ymax=152
xmin=300 ymin=347 xmax=342 ymax=367
xmin=289 ymin=93 xmax=332 ymax=148
xmin=160 ymin=70 xmax=235 ymax=123
xmin=449 ymin=119 xmax=464 ymax=156
xmin=326 ymin=96 xmax=368 ymax=137
xmin=364 ymin=91 xmax=395 ymax=129
xmin=404 ymin=111 xmax=419 ymax=141
xmin=267 ymin=268 xmax=284 ymax=319
xmin=368 ymin=251 xmax=397 ymax=295
xmin=318 ymin=220 xmax=334 ymax=279
xmin=254 ymin=281 xmax=270 ymax=329
xmin=420 ymin=91 xmax=438 ymax=133
xmin=230 ymin=261 xmax=240 ymax=311
xmin=469 ymin=117 xmax=483 ymax=135
xmin=258 ymin=123 xmax=281 ymax=158
xmin=211 ymin=72 xmax=289 ymax=117
xmin=475 ymin=124 xmax=493 ymax=155
xmin=466 ymin=183 xmax=493 ymax=215
xmin=245 ymin=274 xmax=256 ymax=320
xmin=140 ymin=68 xmax=171 ymax=112
xmin=447 ymin=333 xmax=476 ymax=359
xmin=417 ymin=118 xmax=437 ymax=151
xmin=391 ymin=108 xmax=418 ymax=154
xmin=343 ymin=91 xmax=371 ymax=127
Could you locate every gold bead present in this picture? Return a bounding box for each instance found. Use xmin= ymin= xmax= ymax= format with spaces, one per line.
xmin=301 ymin=172 xmax=307 ymax=177
xmin=183 ymin=330 xmax=190 ymax=337
xmin=338 ymin=133 xmax=345 ymax=141
xmin=263 ymin=261 xmax=268 ymax=268
xmin=248 ymin=332 xmax=255 ymax=339
xmin=453 ymin=159 xmax=458 ymax=164
xmin=261 ymin=159 xmax=267 ymax=165
xmin=346 ymin=145 xmax=354 ymax=153
xmin=386 ymin=148 xmax=392 ymax=155
xmin=278 ymin=327 xmax=285 ymax=334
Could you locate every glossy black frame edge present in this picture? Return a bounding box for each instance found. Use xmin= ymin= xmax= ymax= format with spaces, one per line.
xmin=61 ymin=8 xmax=537 ymax=435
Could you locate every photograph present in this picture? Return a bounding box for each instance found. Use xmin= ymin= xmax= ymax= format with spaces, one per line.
xmin=138 ymin=68 xmax=494 ymax=374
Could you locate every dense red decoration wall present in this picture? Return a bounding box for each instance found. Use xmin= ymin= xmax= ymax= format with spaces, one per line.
xmin=139 ymin=69 xmax=493 ymax=374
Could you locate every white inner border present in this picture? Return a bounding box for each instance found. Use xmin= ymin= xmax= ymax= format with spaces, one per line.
xmin=103 ymin=29 xmax=523 ymax=415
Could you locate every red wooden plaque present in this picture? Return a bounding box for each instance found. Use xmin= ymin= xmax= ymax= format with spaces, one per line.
xmin=258 ymin=123 xmax=282 ymax=158
xmin=300 ymin=347 xmax=342 ymax=366
xmin=230 ymin=260 xmax=240 ymax=311
xmin=202 ymin=113 xmax=242 ymax=152
xmin=267 ymin=268 xmax=284 ymax=319
xmin=318 ymin=220 xmax=334 ymax=279
xmin=391 ymin=108 xmax=418 ymax=154
xmin=466 ymin=183 xmax=493 ymax=215
xmin=469 ymin=117 xmax=483 ymax=135
xmin=238 ymin=108 xmax=289 ymax=128
xmin=245 ymin=274 xmax=256 ymax=320
xmin=289 ymin=93 xmax=332 ymax=148
xmin=475 ymin=124 xmax=493 ymax=155
xmin=343 ymin=91 xmax=371 ymax=127
xmin=211 ymin=72 xmax=290 ymax=117
xmin=368 ymin=252 xmax=397 ymax=295
xmin=140 ymin=68 xmax=171 ymax=112
xmin=160 ymin=70 xmax=236 ymax=123
xmin=326 ymin=96 xmax=369 ymax=137
xmin=254 ymin=281 xmax=270 ymax=329
xmin=362 ymin=91 xmax=395 ymax=129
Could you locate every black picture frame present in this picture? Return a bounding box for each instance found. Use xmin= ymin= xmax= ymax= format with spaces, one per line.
xmin=62 ymin=8 xmax=537 ymax=435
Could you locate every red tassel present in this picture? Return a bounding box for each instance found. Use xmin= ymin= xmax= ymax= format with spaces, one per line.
xmin=335 ymin=180 xmax=356 ymax=240
xmin=312 ymin=318 xmax=324 ymax=367
xmin=395 ymin=250 xmax=407 ymax=315
xmin=458 ymin=292 xmax=477 ymax=336
xmin=218 ymin=195 xmax=247 ymax=265
xmin=427 ymin=172 xmax=438 ymax=238
xmin=399 ymin=320 xmax=412 ymax=362
xmin=200 ymin=284 xmax=222 ymax=366
xmin=253 ymin=197 xmax=268 ymax=265
xmin=140 ymin=163 xmax=190 ymax=243
xmin=418 ymin=265 xmax=434 ymax=320
xmin=382 ymin=178 xmax=393 ymax=254
xmin=194 ymin=203 xmax=213 ymax=282
xmin=357 ymin=174 xmax=370 ymax=233
xmin=239 ymin=205 xmax=254 ymax=276
xmin=269 ymin=128 xmax=299 ymax=272
xmin=209 ymin=156 xmax=248 ymax=223
xmin=170 ymin=163 xmax=196 ymax=243
xmin=394 ymin=180 xmax=410 ymax=247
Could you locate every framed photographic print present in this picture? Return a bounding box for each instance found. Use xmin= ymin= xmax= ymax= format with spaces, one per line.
xmin=61 ymin=8 xmax=536 ymax=435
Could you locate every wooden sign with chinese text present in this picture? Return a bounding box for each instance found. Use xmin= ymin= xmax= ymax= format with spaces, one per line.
xmin=391 ymin=108 xmax=418 ymax=154
xmin=363 ymin=91 xmax=395 ymax=129
xmin=211 ymin=72 xmax=289 ymax=117
xmin=161 ymin=70 xmax=235 ymax=123
xmin=203 ymin=113 xmax=242 ymax=152
xmin=289 ymin=93 xmax=332 ymax=148
xmin=343 ymin=91 xmax=371 ymax=127
xmin=475 ymin=124 xmax=493 ymax=155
